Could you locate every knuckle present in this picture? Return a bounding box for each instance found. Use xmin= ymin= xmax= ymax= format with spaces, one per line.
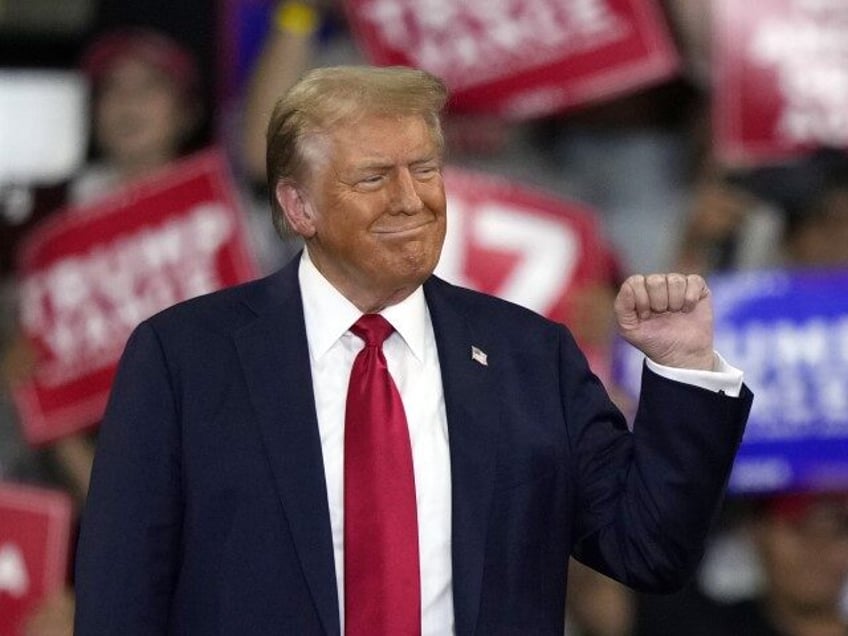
xmin=646 ymin=273 xmax=665 ymax=288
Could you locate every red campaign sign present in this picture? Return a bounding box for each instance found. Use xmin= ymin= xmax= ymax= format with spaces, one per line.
xmin=344 ymin=0 xmax=680 ymax=119
xmin=12 ymin=150 xmax=259 ymax=445
xmin=437 ymin=168 xmax=616 ymax=381
xmin=713 ymin=0 xmax=848 ymax=166
xmin=0 ymin=484 xmax=73 ymax=636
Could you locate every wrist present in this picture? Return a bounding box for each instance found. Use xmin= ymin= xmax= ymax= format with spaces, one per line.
xmin=273 ymin=1 xmax=320 ymax=37
xmin=653 ymin=351 xmax=716 ymax=372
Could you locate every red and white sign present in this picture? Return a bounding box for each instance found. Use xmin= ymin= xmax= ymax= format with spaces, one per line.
xmin=713 ymin=0 xmax=848 ymax=166
xmin=0 ymin=484 xmax=73 ymax=636
xmin=345 ymin=0 xmax=680 ymax=119
xmin=12 ymin=150 xmax=258 ymax=445
xmin=438 ymin=168 xmax=616 ymax=379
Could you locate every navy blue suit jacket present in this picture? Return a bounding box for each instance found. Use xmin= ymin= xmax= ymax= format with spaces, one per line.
xmin=75 ymin=257 xmax=752 ymax=635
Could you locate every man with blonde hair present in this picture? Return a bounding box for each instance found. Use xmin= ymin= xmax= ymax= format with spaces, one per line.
xmin=76 ymin=65 xmax=752 ymax=635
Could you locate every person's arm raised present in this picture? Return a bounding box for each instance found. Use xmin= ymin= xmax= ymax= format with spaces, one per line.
xmin=241 ymin=1 xmax=321 ymax=183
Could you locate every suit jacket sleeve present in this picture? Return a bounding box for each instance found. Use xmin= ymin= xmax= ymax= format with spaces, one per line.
xmin=75 ymin=321 xmax=183 ymax=635
xmin=560 ymin=327 xmax=753 ymax=591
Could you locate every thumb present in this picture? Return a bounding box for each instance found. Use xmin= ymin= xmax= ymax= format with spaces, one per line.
xmin=613 ymin=279 xmax=639 ymax=329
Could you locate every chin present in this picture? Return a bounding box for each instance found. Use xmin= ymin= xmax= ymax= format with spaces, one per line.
xmin=405 ymin=251 xmax=440 ymax=280
xmin=376 ymin=259 xmax=434 ymax=294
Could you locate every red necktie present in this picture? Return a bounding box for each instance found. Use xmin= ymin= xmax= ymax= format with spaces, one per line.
xmin=344 ymin=314 xmax=421 ymax=635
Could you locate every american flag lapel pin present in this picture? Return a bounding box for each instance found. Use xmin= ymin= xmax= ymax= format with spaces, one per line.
xmin=471 ymin=346 xmax=488 ymax=366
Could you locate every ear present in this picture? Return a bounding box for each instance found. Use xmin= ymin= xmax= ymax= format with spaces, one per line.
xmin=276 ymin=181 xmax=317 ymax=238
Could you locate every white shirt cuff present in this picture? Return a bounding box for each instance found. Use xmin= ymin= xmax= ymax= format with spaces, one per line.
xmin=645 ymin=352 xmax=744 ymax=398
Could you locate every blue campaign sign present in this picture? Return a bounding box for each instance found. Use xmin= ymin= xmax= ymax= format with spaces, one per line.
xmin=613 ymin=268 xmax=848 ymax=495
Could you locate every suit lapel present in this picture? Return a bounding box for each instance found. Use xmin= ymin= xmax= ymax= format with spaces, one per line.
xmin=425 ymin=278 xmax=500 ymax=636
xmin=235 ymin=262 xmax=340 ymax=636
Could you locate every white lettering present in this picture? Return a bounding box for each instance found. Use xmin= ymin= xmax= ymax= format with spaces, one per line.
xmin=472 ymin=203 xmax=578 ymax=314
xmin=0 ymin=543 xmax=29 ymax=598
xmin=20 ymin=203 xmax=234 ymax=384
xmin=359 ymin=0 xmax=626 ymax=89
xmin=437 ymin=193 xmax=580 ymax=316
xmin=712 ymin=316 xmax=848 ymax=441
xmin=749 ymin=10 xmax=848 ymax=145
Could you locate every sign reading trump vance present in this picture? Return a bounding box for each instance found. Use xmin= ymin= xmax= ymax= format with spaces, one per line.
xmin=12 ymin=150 xmax=258 ymax=445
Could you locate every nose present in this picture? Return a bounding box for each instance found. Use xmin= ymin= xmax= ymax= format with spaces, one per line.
xmin=389 ymin=168 xmax=424 ymax=215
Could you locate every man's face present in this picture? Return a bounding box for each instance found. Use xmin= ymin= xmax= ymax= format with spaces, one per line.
xmin=297 ymin=113 xmax=447 ymax=311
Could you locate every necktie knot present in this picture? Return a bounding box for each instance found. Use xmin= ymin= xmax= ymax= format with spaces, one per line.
xmin=351 ymin=314 xmax=394 ymax=348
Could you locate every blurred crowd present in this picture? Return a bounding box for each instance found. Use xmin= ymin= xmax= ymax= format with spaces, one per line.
xmin=1 ymin=1 xmax=847 ymax=634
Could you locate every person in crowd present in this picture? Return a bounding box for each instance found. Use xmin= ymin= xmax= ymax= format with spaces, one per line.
xmin=0 ymin=26 xmax=207 ymax=635
xmin=666 ymin=0 xmax=848 ymax=277
xmin=674 ymin=148 xmax=848 ymax=275
xmin=74 ymin=27 xmax=204 ymax=203
xmin=2 ymin=25 xmax=206 ymax=510
xmin=1 ymin=25 xmax=204 ymax=340
xmin=75 ymin=64 xmax=751 ymax=634
xmin=238 ymin=0 xmax=344 ymax=271
xmin=241 ymin=0 xmax=330 ymax=185
xmin=636 ymin=492 xmax=848 ymax=636
xmin=672 ymin=159 xmax=784 ymax=275
xmin=724 ymin=492 xmax=848 ymax=636
xmin=781 ymin=158 xmax=848 ymax=268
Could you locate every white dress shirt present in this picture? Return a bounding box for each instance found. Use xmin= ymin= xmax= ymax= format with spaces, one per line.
xmin=299 ymin=249 xmax=454 ymax=635
xmin=297 ymin=249 xmax=744 ymax=634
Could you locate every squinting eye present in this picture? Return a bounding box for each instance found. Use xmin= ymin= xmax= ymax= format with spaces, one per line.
xmin=356 ymin=176 xmax=384 ymax=189
xmin=415 ymin=166 xmax=438 ymax=178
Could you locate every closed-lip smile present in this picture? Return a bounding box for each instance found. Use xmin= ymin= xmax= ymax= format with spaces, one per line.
xmin=372 ymin=219 xmax=433 ymax=235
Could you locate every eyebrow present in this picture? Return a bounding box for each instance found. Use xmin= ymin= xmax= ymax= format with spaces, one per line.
xmin=351 ymin=160 xmax=393 ymax=173
xmin=351 ymin=154 xmax=441 ymax=174
xmin=351 ymin=155 xmax=441 ymax=173
xmin=410 ymin=155 xmax=441 ymax=166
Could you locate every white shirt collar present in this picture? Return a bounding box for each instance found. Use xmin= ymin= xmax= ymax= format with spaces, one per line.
xmin=298 ymin=248 xmax=429 ymax=363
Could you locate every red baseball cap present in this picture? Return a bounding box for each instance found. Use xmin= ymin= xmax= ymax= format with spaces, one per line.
xmin=80 ymin=28 xmax=200 ymax=97
xmin=765 ymin=491 xmax=848 ymax=522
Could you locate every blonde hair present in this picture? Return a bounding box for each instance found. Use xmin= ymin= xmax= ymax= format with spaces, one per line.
xmin=265 ymin=65 xmax=448 ymax=237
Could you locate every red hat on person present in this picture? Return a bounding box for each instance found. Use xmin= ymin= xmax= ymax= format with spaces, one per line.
xmin=80 ymin=27 xmax=200 ymax=97
xmin=765 ymin=491 xmax=848 ymax=522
